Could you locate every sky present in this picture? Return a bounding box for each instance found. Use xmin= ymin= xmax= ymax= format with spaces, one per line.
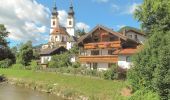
xmin=0 ymin=0 xmax=143 ymax=47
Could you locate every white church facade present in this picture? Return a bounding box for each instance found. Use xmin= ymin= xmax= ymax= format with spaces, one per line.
xmin=40 ymin=1 xmax=76 ymax=64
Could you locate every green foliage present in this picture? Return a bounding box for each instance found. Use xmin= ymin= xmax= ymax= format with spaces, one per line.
xmin=49 ymin=52 xmax=71 ymax=68
xmin=0 ymin=47 xmax=15 ymax=63
xmin=33 ymin=49 xmax=40 ymax=60
xmin=0 ymin=59 xmax=13 ymax=68
xmin=0 ymin=24 xmax=9 ymax=47
xmin=103 ymin=65 xmax=118 ymax=80
xmin=128 ymin=31 xmax=170 ymax=99
xmin=129 ymin=0 xmax=170 ymax=99
xmin=68 ymin=45 xmax=79 ymax=55
xmin=75 ymin=29 xmax=86 ymax=37
xmin=129 ymin=89 xmax=159 ymax=100
xmin=17 ymin=41 xmax=33 ymax=66
xmin=29 ymin=60 xmax=38 ymax=70
xmin=134 ymin=0 xmax=170 ymax=37
xmin=71 ymin=61 xmax=80 ymax=68
xmin=11 ymin=63 xmax=24 ymax=70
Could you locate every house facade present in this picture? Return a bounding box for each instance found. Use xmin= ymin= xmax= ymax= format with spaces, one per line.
xmin=77 ymin=25 xmax=145 ymax=71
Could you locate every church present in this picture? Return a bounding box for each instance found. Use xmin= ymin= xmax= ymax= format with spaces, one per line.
xmin=40 ymin=1 xmax=76 ymax=65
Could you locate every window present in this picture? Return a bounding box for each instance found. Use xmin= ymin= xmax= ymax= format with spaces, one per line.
xmin=93 ymin=63 xmax=98 ymax=69
xmin=69 ymin=21 xmax=72 ymax=25
xmin=61 ymin=36 xmax=64 ymax=42
xmin=126 ymin=56 xmax=131 ymax=62
xmin=135 ymin=35 xmax=138 ymax=41
xmin=53 ymin=21 xmax=55 ymax=26
xmin=91 ymin=50 xmax=99 ymax=55
xmin=128 ymin=35 xmax=132 ymax=39
xmin=108 ymin=50 xmax=115 ymax=55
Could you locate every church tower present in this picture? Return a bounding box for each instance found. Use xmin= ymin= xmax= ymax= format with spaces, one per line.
xmin=50 ymin=0 xmax=59 ymax=34
xmin=66 ymin=0 xmax=75 ymax=36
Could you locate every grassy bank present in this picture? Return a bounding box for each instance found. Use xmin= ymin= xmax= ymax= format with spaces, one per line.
xmin=0 ymin=69 xmax=129 ymax=100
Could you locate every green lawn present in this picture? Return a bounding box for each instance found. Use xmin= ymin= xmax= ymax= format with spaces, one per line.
xmin=0 ymin=69 xmax=129 ymax=100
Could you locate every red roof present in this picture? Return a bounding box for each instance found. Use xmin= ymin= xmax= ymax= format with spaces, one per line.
xmin=114 ymin=48 xmax=138 ymax=55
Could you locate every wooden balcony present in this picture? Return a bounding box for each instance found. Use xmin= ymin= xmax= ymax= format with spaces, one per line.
xmin=84 ymin=41 xmax=121 ymax=49
xmin=79 ymin=55 xmax=118 ymax=63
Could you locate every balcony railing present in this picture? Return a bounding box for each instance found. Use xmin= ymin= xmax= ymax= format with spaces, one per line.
xmin=79 ymin=55 xmax=118 ymax=63
xmin=84 ymin=41 xmax=121 ymax=49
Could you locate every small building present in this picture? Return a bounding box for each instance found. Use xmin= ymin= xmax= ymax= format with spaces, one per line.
xmin=77 ymin=25 xmax=145 ymax=71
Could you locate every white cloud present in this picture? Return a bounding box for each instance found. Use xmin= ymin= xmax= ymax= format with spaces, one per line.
xmin=76 ymin=22 xmax=90 ymax=32
xmin=0 ymin=0 xmax=90 ymax=45
xmin=93 ymin=0 xmax=109 ymax=3
xmin=0 ymin=0 xmax=50 ymax=44
xmin=116 ymin=25 xmax=126 ymax=29
xmin=125 ymin=3 xmax=140 ymax=14
xmin=58 ymin=10 xmax=68 ymax=27
xmin=111 ymin=4 xmax=119 ymax=12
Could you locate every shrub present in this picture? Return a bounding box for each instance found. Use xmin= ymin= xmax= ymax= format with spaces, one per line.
xmin=129 ymin=89 xmax=159 ymax=100
xmin=29 ymin=60 xmax=38 ymax=70
xmin=49 ymin=53 xmax=71 ymax=68
xmin=103 ymin=65 xmax=118 ymax=80
xmin=11 ymin=63 xmax=24 ymax=69
xmin=72 ymin=61 xmax=81 ymax=68
xmin=0 ymin=59 xmax=13 ymax=68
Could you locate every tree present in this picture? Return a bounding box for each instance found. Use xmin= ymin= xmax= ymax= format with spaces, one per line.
xmin=49 ymin=52 xmax=71 ymax=68
xmin=0 ymin=24 xmax=9 ymax=47
xmin=75 ymin=29 xmax=86 ymax=38
xmin=17 ymin=41 xmax=33 ymax=66
xmin=128 ymin=0 xmax=170 ymax=99
xmin=134 ymin=0 xmax=170 ymax=37
xmin=0 ymin=24 xmax=15 ymax=65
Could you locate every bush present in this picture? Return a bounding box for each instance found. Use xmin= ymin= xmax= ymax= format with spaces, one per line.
xmin=29 ymin=60 xmax=38 ymax=70
xmin=0 ymin=59 xmax=13 ymax=68
xmin=11 ymin=63 xmax=24 ymax=69
xmin=103 ymin=65 xmax=118 ymax=80
xmin=71 ymin=61 xmax=80 ymax=68
xmin=49 ymin=53 xmax=71 ymax=68
xmin=129 ymin=89 xmax=159 ymax=100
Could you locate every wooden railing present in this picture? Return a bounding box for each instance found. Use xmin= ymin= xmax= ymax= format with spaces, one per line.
xmin=79 ymin=55 xmax=118 ymax=63
xmin=84 ymin=41 xmax=121 ymax=49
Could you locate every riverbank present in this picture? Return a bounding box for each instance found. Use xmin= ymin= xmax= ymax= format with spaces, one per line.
xmin=0 ymin=69 xmax=129 ymax=100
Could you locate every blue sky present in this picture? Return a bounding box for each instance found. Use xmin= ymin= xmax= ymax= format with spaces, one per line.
xmin=0 ymin=0 xmax=143 ymax=47
xmin=38 ymin=0 xmax=142 ymax=29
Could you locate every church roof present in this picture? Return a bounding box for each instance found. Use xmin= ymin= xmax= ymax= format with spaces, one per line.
xmin=51 ymin=26 xmax=69 ymax=35
xmin=40 ymin=46 xmax=67 ymax=56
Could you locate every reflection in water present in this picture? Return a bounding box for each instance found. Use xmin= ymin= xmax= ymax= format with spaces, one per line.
xmin=0 ymin=83 xmax=62 ymax=100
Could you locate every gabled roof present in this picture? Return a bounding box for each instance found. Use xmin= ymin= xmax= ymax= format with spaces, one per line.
xmin=77 ymin=25 xmax=138 ymax=44
xmin=118 ymin=26 xmax=146 ymax=36
xmin=40 ymin=46 xmax=67 ymax=56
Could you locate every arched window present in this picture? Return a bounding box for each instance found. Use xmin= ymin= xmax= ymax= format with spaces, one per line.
xmin=53 ymin=21 xmax=55 ymax=26
xmin=69 ymin=21 xmax=72 ymax=25
xmin=126 ymin=56 xmax=131 ymax=62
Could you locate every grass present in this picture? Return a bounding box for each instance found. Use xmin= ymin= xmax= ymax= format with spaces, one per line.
xmin=0 ymin=68 xmax=129 ymax=100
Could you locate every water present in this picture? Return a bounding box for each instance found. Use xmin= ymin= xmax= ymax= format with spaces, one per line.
xmin=0 ymin=83 xmax=63 ymax=100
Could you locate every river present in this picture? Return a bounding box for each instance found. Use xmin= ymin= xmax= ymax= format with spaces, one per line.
xmin=0 ymin=83 xmax=63 ymax=100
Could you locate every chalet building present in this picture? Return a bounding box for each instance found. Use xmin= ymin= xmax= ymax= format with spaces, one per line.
xmin=40 ymin=1 xmax=76 ymax=64
xmin=77 ymin=25 xmax=146 ymax=71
